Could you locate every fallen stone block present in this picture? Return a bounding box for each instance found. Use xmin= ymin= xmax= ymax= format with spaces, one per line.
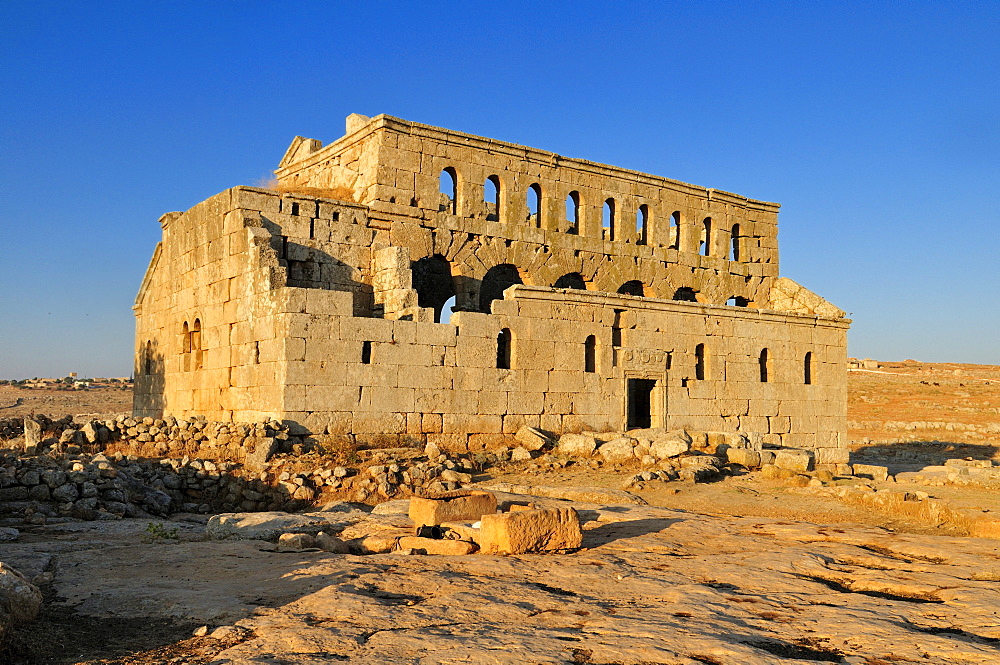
xmin=0 ymin=562 xmax=43 ymax=644
xmin=761 ymin=464 xmax=797 ymax=479
xmin=277 ymin=532 xmax=317 ymax=551
xmin=316 ymin=532 xmax=350 ymax=553
xmin=347 ymin=534 xmax=399 ymax=554
xmin=650 ymin=437 xmax=689 ymax=459
xmin=244 ymin=436 xmax=278 ymax=473
xmin=813 ymin=447 xmax=850 ymax=465
xmin=556 ymin=433 xmax=598 ymax=457
xmin=478 ymin=507 xmax=583 ymax=555
xmin=598 ymin=438 xmax=636 ymax=463
xmin=515 ymin=426 xmax=553 ymax=451
xmin=22 ymin=418 xmax=42 ymax=455
xmin=439 ymin=521 xmax=481 ymax=542
xmin=397 ymin=536 xmax=477 ymax=555
xmin=409 ymin=490 xmax=497 ymax=527
xmin=853 ymin=464 xmax=890 ymax=482
xmin=726 ymin=448 xmax=761 ymax=468
xmin=774 ymin=449 xmax=813 ymax=473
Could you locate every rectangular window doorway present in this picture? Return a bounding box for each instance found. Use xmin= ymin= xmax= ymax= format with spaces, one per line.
xmin=627 ymin=378 xmax=657 ymax=430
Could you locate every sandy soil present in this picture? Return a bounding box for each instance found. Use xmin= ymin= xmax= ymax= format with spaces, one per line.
xmin=0 ymin=386 xmax=132 ymax=421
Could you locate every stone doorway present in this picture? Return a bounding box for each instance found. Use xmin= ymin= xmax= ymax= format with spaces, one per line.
xmin=626 ymin=378 xmax=658 ymax=430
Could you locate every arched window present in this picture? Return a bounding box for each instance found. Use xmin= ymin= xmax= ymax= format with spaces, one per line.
xmin=182 ymin=321 xmax=191 ymax=354
xmin=480 ymin=264 xmax=525 ymax=313
xmin=411 ymin=254 xmax=457 ymax=323
xmin=759 ymin=348 xmax=769 ymax=383
xmin=527 ymin=183 xmax=542 ymax=228
xmin=439 ymin=168 xmax=457 ymax=214
xmin=695 ymin=343 xmax=706 ymax=380
xmin=144 ymin=340 xmax=153 ymax=375
xmin=804 ymin=351 xmax=813 ymax=385
xmin=700 ymin=217 xmax=712 ymax=256
xmin=565 ymin=191 xmax=580 ymax=235
xmin=673 ymin=287 xmax=698 ymax=302
xmin=670 ymin=211 xmax=681 ymax=249
xmin=191 ymin=319 xmax=203 ymax=370
xmin=617 ymin=280 xmax=645 ymax=297
xmin=585 ymin=335 xmax=597 ymax=373
xmin=484 ymin=175 xmax=501 ymax=221
xmin=602 ymin=198 xmax=616 ymax=240
xmin=554 ymin=272 xmax=587 ymax=290
xmin=636 ymin=204 xmax=649 ymax=245
xmin=730 ymin=223 xmax=741 ymax=261
xmin=497 ymin=328 xmax=512 ymax=369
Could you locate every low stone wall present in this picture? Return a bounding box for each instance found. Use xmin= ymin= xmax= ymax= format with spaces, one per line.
xmin=1 ymin=413 xmax=851 ymax=523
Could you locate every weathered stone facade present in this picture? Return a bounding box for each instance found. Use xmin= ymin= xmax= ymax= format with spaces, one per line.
xmin=134 ymin=114 xmax=849 ymax=452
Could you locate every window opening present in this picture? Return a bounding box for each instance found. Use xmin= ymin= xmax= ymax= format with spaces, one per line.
xmin=617 ymin=280 xmax=645 ymax=297
xmin=673 ymin=287 xmax=698 ymax=302
xmin=695 ymin=343 xmax=706 ymax=380
xmin=565 ymin=191 xmax=580 ymax=234
xmin=484 ymin=175 xmax=500 ymax=221
xmin=804 ymin=351 xmax=813 ymax=385
xmin=309 ymin=219 xmax=315 ymax=240
xmin=612 ymin=309 xmax=625 ymax=347
xmin=585 ymin=335 xmax=597 ymax=373
xmin=191 ymin=319 xmax=203 ymax=370
xmin=361 ymin=341 xmax=372 ymax=364
xmin=670 ymin=211 xmax=681 ymax=249
xmin=437 ymin=296 xmax=457 ymax=324
xmin=603 ymin=198 xmax=616 ymax=240
xmin=253 ymin=341 xmax=260 ymax=364
xmin=497 ymin=328 xmax=512 ymax=369
xmin=700 ymin=217 xmax=712 ymax=256
xmin=527 ymin=183 xmax=542 ymax=228
xmin=636 ymin=204 xmax=648 ymax=245
xmin=554 ymin=272 xmax=586 ymax=290
xmin=731 ymin=223 xmax=740 ymax=261
xmin=290 ymin=202 xmax=300 ymax=216
xmin=439 ymin=168 xmax=457 ymax=214
xmin=627 ymin=378 xmax=657 ymax=430
xmin=143 ymin=341 xmax=153 ymax=375
xmin=411 ymin=254 xmax=457 ymax=323
xmin=759 ymin=348 xmax=769 ymax=383
xmin=480 ymin=264 xmax=524 ymax=313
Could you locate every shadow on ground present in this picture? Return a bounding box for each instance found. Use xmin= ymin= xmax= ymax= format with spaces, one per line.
xmin=851 ymin=441 xmax=998 ymax=466
xmin=582 ymin=517 xmax=683 ymax=547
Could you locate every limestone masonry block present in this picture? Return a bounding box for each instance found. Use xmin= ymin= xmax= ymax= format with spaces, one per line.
xmin=478 ymin=507 xmax=583 ymax=555
xmin=773 ymin=449 xmax=814 ymax=473
xmin=409 ymin=490 xmax=498 ymax=527
xmin=557 ymin=433 xmax=598 ymax=456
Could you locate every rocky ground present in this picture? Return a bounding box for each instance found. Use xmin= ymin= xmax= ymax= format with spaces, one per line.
xmin=1 ymin=361 xmax=999 ymax=664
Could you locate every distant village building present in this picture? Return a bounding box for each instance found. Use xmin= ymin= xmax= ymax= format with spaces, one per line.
xmin=134 ymin=114 xmax=850 ymax=453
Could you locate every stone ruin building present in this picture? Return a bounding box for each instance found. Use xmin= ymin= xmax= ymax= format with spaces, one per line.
xmin=133 ymin=113 xmax=850 ymax=458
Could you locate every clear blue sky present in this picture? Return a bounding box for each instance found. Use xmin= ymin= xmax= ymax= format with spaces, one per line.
xmin=1 ymin=1 xmax=997 ymax=379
